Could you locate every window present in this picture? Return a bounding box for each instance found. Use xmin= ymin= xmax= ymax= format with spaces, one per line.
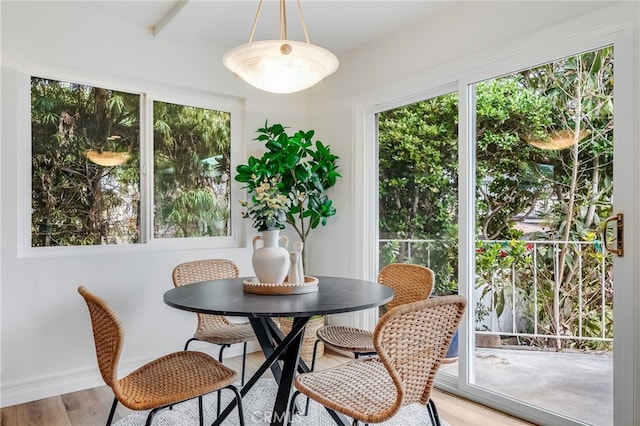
xmin=153 ymin=101 xmax=231 ymax=238
xmin=30 ymin=76 xmax=235 ymax=248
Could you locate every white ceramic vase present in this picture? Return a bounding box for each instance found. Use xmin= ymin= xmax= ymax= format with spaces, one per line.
xmin=287 ymin=251 xmax=302 ymax=283
xmin=293 ymin=241 xmax=305 ymax=280
xmin=252 ymin=230 xmax=290 ymax=284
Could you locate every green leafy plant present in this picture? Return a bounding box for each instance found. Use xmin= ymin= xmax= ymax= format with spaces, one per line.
xmin=236 ymin=122 xmax=342 ymax=260
xmin=239 ymin=177 xmax=289 ymax=231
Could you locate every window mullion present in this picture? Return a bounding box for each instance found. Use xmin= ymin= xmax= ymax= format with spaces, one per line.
xmin=139 ymin=94 xmax=154 ymax=244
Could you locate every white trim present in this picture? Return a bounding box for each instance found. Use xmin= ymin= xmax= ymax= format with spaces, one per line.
xmin=458 ymin=79 xmax=476 ymax=390
xmin=610 ymin=17 xmax=638 ymax=426
xmin=140 ymin=93 xmax=153 ymax=243
xmin=351 ymin=98 xmax=377 ymax=281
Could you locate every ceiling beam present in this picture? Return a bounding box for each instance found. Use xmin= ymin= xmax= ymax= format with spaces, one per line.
xmin=153 ymin=0 xmax=189 ymax=37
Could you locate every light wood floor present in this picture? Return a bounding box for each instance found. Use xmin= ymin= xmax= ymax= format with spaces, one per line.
xmin=1 ymin=350 xmax=534 ymax=426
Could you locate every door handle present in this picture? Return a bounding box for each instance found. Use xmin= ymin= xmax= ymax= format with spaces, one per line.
xmin=603 ymin=213 xmax=624 ymax=257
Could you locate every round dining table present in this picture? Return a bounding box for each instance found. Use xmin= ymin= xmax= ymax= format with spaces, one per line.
xmin=164 ymin=275 xmax=394 ymax=426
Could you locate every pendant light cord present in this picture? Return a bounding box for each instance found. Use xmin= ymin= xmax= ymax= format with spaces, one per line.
xmin=280 ymin=0 xmax=287 ymax=40
xmin=295 ymin=0 xmax=311 ymax=44
xmin=247 ymin=0 xmax=311 ymax=44
xmin=248 ymin=0 xmax=263 ymax=43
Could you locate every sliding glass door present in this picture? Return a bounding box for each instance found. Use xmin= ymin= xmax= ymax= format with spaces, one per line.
xmin=469 ymin=46 xmax=614 ymax=425
xmin=371 ymin=37 xmax=633 ymax=424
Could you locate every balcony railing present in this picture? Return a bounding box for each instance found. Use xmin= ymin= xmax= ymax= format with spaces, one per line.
xmin=379 ymin=238 xmax=613 ymax=351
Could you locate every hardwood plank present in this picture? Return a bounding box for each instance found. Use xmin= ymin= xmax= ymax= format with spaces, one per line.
xmin=1 ymin=394 xmax=70 ymax=426
xmin=0 ymin=405 xmax=19 ymax=426
xmin=62 ymin=386 xmax=120 ymax=426
xmin=432 ymin=389 xmax=535 ymax=426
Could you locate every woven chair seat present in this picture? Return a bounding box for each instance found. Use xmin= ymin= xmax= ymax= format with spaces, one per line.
xmin=118 ymin=351 xmax=237 ymax=410
xmin=295 ymin=358 xmax=397 ymax=423
xmin=194 ymin=321 xmax=255 ymax=345
xmin=315 ymin=325 xmax=374 ymax=353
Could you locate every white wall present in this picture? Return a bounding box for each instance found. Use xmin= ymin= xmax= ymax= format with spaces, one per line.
xmin=1 ymin=3 xmax=639 ymax=424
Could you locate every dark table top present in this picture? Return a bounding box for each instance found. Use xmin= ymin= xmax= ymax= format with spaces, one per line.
xmin=163 ymin=275 xmax=394 ymax=318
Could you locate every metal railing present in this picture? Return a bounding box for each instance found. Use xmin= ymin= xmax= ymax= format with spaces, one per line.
xmin=379 ymin=238 xmax=613 ymax=350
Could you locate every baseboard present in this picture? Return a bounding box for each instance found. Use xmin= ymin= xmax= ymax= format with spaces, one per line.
xmin=1 ymin=341 xmax=261 ymax=408
xmin=2 ymin=364 xmax=109 ymax=408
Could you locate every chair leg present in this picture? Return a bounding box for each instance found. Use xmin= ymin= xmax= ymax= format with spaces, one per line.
xmin=304 ymin=339 xmax=323 ymax=415
xmin=144 ymin=407 xmax=162 ymax=426
xmin=288 ymin=391 xmax=301 ymax=426
xmin=218 ymin=343 xmax=229 ymax=362
xmin=216 ymin=344 xmax=230 ymax=416
xmin=427 ymin=398 xmax=442 ymax=426
xmin=184 ymin=337 xmax=198 ymax=351
xmin=105 ymin=397 xmax=118 ymax=426
xmin=311 ymin=339 xmax=321 ymax=371
xmin=226 ymin=385 xmax=245 ymax=426
xmin=198 ymin=395 xmax=204 ymax=426
xmin=241 ymin=342 xmax=248 ymax=386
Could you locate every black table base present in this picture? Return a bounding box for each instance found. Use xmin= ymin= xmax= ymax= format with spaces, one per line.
xmin=212 ymin=316 xmax=350 ymax=426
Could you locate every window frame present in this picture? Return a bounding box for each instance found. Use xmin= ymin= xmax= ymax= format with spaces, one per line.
xmin=19 ymin=69 xmax=244 ymax=257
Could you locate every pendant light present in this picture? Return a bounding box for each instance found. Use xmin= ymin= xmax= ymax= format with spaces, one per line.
xmin=223 ymin=0 xmax=339 ymax=94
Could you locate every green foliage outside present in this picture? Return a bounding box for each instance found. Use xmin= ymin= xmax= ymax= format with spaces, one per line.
xmin=153 ymin=101 xmax=231 ymax=238
xmin=378 ymin=47 xmax=614 ymax=350
xmin=31 ymin=78 xmax=140 ymax=246
xmin=378 ymin=91 xmax=460 ymax=295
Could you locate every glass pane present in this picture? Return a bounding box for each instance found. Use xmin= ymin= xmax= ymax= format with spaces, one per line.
xmin=473 ymin=46 xmax=613 ymax=424
xmin=31 ymin=77 xmax=140 ymax=246
xmin=153 ymin=101 xmax=231 ymax=238
xmin=377 ymin=92 xmax=460 ymax=329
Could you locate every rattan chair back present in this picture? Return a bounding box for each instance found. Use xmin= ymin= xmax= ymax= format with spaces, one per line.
xmin=375 ymin=295 xmax=466 ymax=406
xmin=172 ymin=259 xmax=240 ymax=330
xmin=172 ymin=258 xmax=240 ymax=286
xmin=378 ymin=263 xmax=434 ymax=310
xmin=78 ymin=286 xmax=123 ymax=389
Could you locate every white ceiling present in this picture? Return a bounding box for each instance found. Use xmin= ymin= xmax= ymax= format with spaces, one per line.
xmin=77 ymin=1 xmax=456 ymax=56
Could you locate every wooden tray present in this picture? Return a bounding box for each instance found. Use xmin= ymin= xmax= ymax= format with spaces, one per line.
xmin=243 ymin=276 xmax=319 ymax=295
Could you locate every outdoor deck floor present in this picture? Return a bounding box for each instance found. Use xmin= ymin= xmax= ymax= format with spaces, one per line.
xmin=438 ymin=347 xmax=613 ymax=426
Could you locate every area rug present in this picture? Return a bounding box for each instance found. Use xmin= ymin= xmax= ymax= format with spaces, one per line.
xmin=113 ymin=378 xmax=447 ymax=425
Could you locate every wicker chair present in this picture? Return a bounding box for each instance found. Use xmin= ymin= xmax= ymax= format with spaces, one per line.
xmin=311 ymin=263 xmax=435 ymax=363
xmin=172 ymin=259 xmax=255 ymax=385
xmin=292 ymin=295 xmax=466 ymax=426
xmin=78 ymin=286 xmax=245 ymax=426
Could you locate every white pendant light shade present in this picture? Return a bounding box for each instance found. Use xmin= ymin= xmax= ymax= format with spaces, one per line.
xmin=223 ymin=40 xmax=339 ymax=94
xmin=223 ymin=0 xmax=339 ymax=94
